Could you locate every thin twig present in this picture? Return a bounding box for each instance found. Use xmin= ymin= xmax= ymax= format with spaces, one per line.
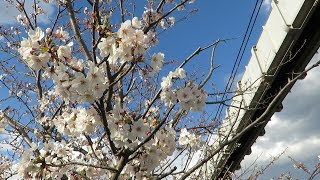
xmin=143 ymin=0 xmax=190 ymax=33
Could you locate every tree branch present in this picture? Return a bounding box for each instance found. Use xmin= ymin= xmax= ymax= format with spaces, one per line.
xmin=65 ymin=0 xmax=93 ymax=62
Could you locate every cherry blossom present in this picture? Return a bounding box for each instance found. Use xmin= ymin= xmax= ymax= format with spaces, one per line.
xmin=57 ymin=43 xmax=73 ymax=61
xmin=179 ymin=128 xmax=201 ymax=147
xmin=1 ymin=1 xmax=216 ymax=179
xmin=0 ymin=111 xmax=6 ymax=133
xmin=53 ymin=27 xmax=70 ymax=41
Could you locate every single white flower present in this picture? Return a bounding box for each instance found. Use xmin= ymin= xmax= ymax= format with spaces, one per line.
xmin=28 ymin=27 xmax=44 ymax=42
xmin=130 ymin=120 xmax=149 ymax=140
xmin=160 ymin=89 xmax=177 ymax=106
xmin=132 ymin=17 xmax=141 ymax=29
xmin=57 ymin=43 xmax=72 ymax=61
xmin=168 ymin=17 xmax=175 ymax=26
xmin=117 ymin=20 xmax=135 ymax=39
xmin=27 ymin=55 xmax=43 ymax=70
xmin=70 ymin=74 xmax=89 ymax=95
xmin=54 ymin=27 xmax=69 ymax=41
xmin=161 ymin=76 xmax=172 ymax=89
xmin=178 ymin=128 xmax=190 ymax=146
xmin=19 ymin=38 xmax=38 ymax=60
xmin=38 ymin=52 xmax=51 ymax=63
xmin=16 ymin=14 xmax=28 ymax=26
xmin=174 ymin=68 xmax=186 ymax=78
xmin=177 ymin=86 xmax=192 ymax=102
xmin=116 ymin=43 xmax=133 ymax=63
xmin=150 ymin=52 xmax=164 ymax=73
xmin=17 ymin=91 xmax=23 ymax=98
xmin=84 ymin=7 xmax=89 ymax=15
xmin=97 ymin=36 xmax=116 ymax=57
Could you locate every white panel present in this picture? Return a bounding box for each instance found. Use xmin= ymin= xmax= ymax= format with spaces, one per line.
xmin=222 ymin=103 xmax=246 ymax=136
xmin=239 ymin=71 xmax=254 ymax=106
xmin=241 ymin=58 xmax=262 ymax=87
xmin=242 ymin=90 xmax=255 ymax=107
xmin=277 ymin=0 xmax=304 ymax=26
xmin=241 ymin=66 xmax=250 ymax=85
xmin=239 ymin=54 xmax=263 ymax=102
xmin=256 ymin=30 xmax=277 ymax=71
xmin=264 ymin=7 xmax=288 ymax=51
xmin=247 ymin=53 xmax=264 ymax=82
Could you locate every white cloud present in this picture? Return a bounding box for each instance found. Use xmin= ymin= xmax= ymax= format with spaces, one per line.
xmin=0 ymin=1 xmax=55 ymax=25
xmin=239 ymin=53 xmax=320 ymax=178
xmin=262 ymin=0 xmax=272 ymax=12
xmin=0 ymin=133 xmax=14 ymax=152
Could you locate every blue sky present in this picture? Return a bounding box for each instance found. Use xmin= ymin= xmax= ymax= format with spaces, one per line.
xmin=156 ymin=0 xmax=270 ymax=87
xmin=1 ymin=0 xmax=319 ymax=179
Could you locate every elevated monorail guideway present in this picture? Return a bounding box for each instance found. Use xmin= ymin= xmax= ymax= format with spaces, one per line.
xmin=209 ymin=0 xmax=320 ymax=179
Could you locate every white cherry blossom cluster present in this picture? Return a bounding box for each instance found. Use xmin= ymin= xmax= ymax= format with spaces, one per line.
xmin=177 ymin=85 xmax=208 ymax=111
xmin=17 ymin=140 xmax=109 ymax=179
xmin=46 ymin=61 xmax=108 ymax=103
xmin=16 ymin=14 xmax=28 ymax=26
xmin=38 ymin=90 xmax=57 ymax=112
xmin=0 ymin=111 xmax=6 ymax=133
xmin=160 ymin=68 xmax=207 ymax=111
xmin=17 ymin=149 xmax=41 ymax=179
xmin=148 ymin=52 xmax=164 ymax=77
xmin=17 ymin=143 xmax=67 ymax=179
xmin=17 ymin=27 xmax=71 ymax=72
xmin=106 ymin=105 xmax=150 ymax=148
xmin=52 ymin=27 xmax=70 ymax=41
xmin=18 ymin=27 xmax=51 ymax=71
xmin=17 ymin=27 xmax=117 ymax=103
xmin=142 ymin=8 xmax=167 ymax=29
xmin=142 ymin=8 xmax=162 ymax=25
xmin=122 ymin=126 xmax=176 ymax=178
xmin=142 ymin=8 xmax=176 ymax=29
xmin=153 ymin=126 xmax=176 ymax=157
xmin=33 ymin=102 xmax=178 ymax=178
xmin=179 ymin=128 xmax=201 ymax=148
xmin=53 ymin=107 xmax=102 ymax=136
xmin=0 ymin=155 xmax=11 ymax=179
xmin=97 ymin=17 xmax=151 ymax=66
xmin=161 ymin=68 xmax=186 ymax=89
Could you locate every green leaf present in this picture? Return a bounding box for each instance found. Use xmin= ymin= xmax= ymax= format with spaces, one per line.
xmin=39 ymin=46 xmax=49 ymax=53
